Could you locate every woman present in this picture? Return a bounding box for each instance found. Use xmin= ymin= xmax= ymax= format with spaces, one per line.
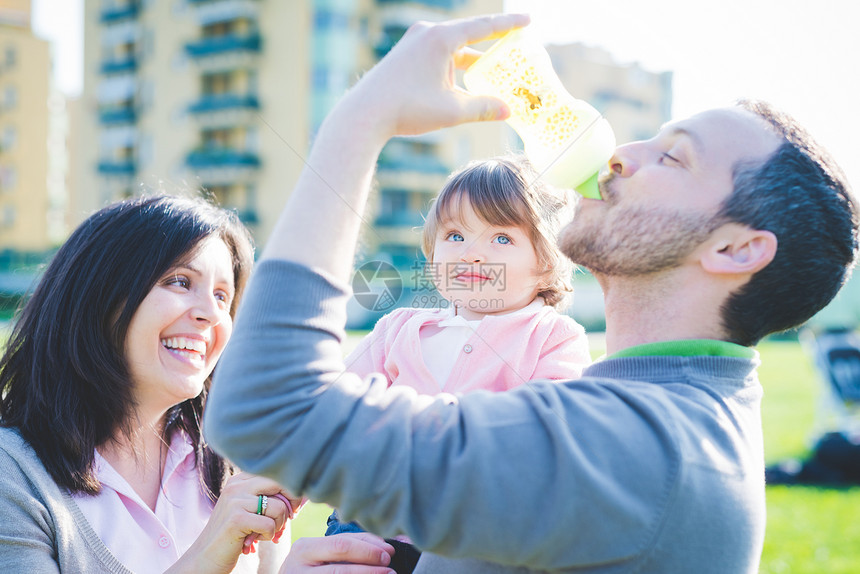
xmin=0 ymin=195 xmax=294 ymax=573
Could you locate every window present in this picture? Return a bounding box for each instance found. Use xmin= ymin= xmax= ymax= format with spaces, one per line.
xmin=203 ymin=72 xmax=232 ymax=95
xmin=314 ymin=10 xmax=348 ymax=29
xmin=206 ymin=184 xmax=231 ymax=206
xmin=0 ymin=165 xmax=16 ymax=191
xmin=138 ymin=133 xmax=152 ymax=167
xmin=245 ymin=127 xmax=258 ymax=152
xmin=379 ymin=189 xmax=410 ymax=218
xmin=2 ymin=205 xmax=15 ymax=227
xmin=4 ymin=46 xmax=15 ymax=69
xmin=118 ymin=41 xmax=137 ymax=62
xmin=245 ymin=183 xmax=257 ymax=209
xmin=139 ymin=78 xmax=153 ymax=110
xmin=143 ymin=27 xmax=154 ymax=59
xmin=202 ymin=128 xmax=232 ymax=148
xmin=1 ymin=126 xmax=16 ymax=151
xmin=203 ymin=20 xmax=235 ymax=38
xmin=312 ymin=66 xmax=330 ymax=90
xmin=3 ymin=86 xmax=17 ymax=110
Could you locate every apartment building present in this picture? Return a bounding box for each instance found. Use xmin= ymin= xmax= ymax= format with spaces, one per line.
xmin=77 ymin=0 xmax=507 ymax=258
xmin=0 ymin=0 xmax=52 ymax=254
xmin=547 ymin=42 xmax=673 ymax=146
xmin=77 ymin=2 xmax=671 ymax=327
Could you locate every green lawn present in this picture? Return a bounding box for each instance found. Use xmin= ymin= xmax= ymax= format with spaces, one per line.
xmin=291 ymin=337 xmax=860 ymax=571
xmin=757 ymin=341 xmax=860 ymax=574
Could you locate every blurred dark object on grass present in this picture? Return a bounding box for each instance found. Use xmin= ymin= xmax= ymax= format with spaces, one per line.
xmin=766 ymin=327 xmax=860 ymax=487
xmin=766 ymin=431 xmax=860 ymax=486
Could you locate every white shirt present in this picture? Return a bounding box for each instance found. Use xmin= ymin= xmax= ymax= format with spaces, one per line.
xmin=419 ymin=298 xmax=545 ymax=389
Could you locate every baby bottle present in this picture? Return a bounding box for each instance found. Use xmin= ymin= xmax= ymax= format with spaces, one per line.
xmin=464 ymin=28 xmax=615 ymax=199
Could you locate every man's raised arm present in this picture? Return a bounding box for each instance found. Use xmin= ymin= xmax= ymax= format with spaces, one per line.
xmin=261 ymin=14 xmax=528 ymax=281
xmin=204 ymin=13 xmax=531 ymax=493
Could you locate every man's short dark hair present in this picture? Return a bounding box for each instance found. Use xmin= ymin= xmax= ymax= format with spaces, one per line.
xmin=718 ymin=100 xmax=859 ymax=346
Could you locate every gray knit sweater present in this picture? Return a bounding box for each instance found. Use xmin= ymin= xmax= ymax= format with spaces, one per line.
xmin=0 ymin=426 xmax=133 ymax=573
xmin=206 ymin=260 xmax=766 ymax=573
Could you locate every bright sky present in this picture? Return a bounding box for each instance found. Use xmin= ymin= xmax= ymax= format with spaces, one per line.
xmin=30 ymin=0 xmax=82 ymax=95
xmin=31 ymin=0 xmax=859 ymax=184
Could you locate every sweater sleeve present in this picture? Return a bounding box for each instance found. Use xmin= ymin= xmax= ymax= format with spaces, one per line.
xmin=0 ymin=443 xmax=62 ymax=573
xmin=204 ymin=260 xmax=677 ymax=570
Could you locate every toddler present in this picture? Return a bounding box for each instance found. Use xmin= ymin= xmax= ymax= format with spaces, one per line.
xmin=327 ymin=155 xmax=592 ymax=568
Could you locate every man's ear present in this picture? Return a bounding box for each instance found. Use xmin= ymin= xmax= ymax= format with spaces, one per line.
xmin=701 ymin=224 xmax=777 ymax=275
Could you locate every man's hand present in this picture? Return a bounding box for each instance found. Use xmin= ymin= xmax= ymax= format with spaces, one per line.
xmin=261 ymin=12 xmax=529 ymax=278
xmin=342 ymin=13 xmax=531 ymax=142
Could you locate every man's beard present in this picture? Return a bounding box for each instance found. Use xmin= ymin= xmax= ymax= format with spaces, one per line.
xmin=559 ymin=177 xmax=724 ymax=276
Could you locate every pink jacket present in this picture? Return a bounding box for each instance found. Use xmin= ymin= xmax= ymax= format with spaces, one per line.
xmin=344 ymin=306 xmax=591 ymax=395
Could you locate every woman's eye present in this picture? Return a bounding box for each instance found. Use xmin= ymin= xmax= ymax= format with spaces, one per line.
xmin=446 ymin=232 xmax=464 ymax=242
xmin=661 ymin=153 xmax=679 ymax=165
xmin=493 ymin=235 xmax=512 ymax=245
xmin=214 ymin=290 xmax=232 ymax=308
xmin=166 ymin=275 xmax=190 ymax=288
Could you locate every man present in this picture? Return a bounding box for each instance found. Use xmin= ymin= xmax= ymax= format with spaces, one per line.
xmin=205 ymin=14 xmax=858 ymax=573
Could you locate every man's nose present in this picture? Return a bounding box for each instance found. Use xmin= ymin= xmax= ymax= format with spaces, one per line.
xmin=608 ymin=140 xmax=654 ymax=177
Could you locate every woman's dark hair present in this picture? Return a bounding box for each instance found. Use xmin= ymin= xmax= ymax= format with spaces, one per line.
xmin=0 ymin=195 xmax=254 ymax=499
xmin=718 ymin=100 xmax=859 ymax=346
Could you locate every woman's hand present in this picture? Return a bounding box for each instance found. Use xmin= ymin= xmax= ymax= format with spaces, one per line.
xmin=166 ymin=472 xmax=295 ymax=573
xmin=279 ymin=533 xmax=395 ymax=574
xmin=243 ymin=492 xmax=308 ymax=554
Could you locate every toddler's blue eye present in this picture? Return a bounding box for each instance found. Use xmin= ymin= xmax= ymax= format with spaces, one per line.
xmin=446 ymin=232 xmax=464 ymax=242
xmin=493 ymin=235 xmax=512 ymax=245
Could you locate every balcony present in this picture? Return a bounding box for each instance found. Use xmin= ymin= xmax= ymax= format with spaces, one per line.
xmin=374 ymin=26 xmax=407 ymax=60
xmin=377 ymin=153 xmax=448 ymax=175
xmin=98 ymin=106 xmax=137 ymax=125
xmin=374 ymin=211 xmax=425 ymax=228
xmin=237 ymin=209 xmax=259 ymax=225
xmin=189 ymin=0 xmax=261 ymax=26
xmin=100 ymin=56 xmax=138 ymax=75
xmin=186 ymin=148 xmax=260 ymax=169
xmin=100 ymin=3 xmax=140 ymax=24
xmin=376 ymin=0 xmax=465 ymax=8
xmin=185 ymin=34 xmax=262 ymax=58
xmin=187 ymin=0 xmax=258 ymax=4
xmin=188 ymin=94 xmax=260 ymax=114
xmin=97 ymin=159 xmax=137 ymax=175
xmin=374 ymin=37 xmax=399 ymax=60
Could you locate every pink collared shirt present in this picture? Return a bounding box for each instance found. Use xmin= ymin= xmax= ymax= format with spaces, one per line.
xmin=72 ymin=432 xmax=261 ymax=573
xmin=345 ymin=300 xmax=591 ymax=394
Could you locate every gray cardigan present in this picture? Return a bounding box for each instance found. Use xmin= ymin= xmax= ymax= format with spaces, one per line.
xmin=205 ymin=260 xmax=766 ymax=573
xmin=0 ymin=426 xmax=133 ymax=573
